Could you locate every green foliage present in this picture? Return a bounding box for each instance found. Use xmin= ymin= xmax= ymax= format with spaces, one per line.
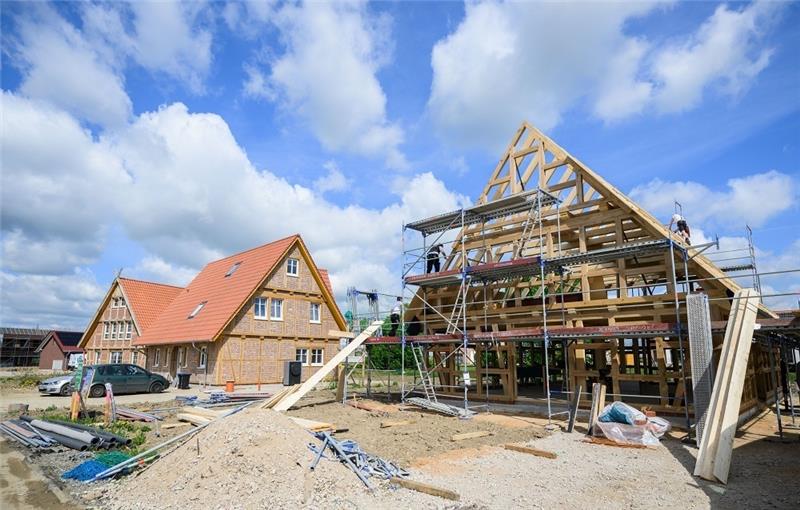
xmin=367 ymin=345 xmax=416 ymax=371
xmin=0 ymin=371 xmax=46 ymax=389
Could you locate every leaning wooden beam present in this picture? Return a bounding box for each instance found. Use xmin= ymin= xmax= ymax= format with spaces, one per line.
xmin=390 ymin=477 xmax=460 ymax=501
xmin=694 ymin=289 xmax=759 ymax=484
xmin=451 ymin=431 xmax=492 ymax=441
xmin=274 ymin=321 xmax=384 ymax=411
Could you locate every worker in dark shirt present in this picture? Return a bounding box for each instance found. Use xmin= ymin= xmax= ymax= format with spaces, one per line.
xmin=426 ymin=244 xmax=445 ymax=273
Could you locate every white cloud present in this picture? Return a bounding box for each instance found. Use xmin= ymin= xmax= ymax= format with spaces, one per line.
xmin=593 ymin=38 xmax=653 ymax=121
xmin=651 ymin=2 xmax=779 ymax=113
xmin=1 ymin=96 xmax=467 ymax=325
xmin=313 ymin=161 xmax=349 ymax=194
xmin=249 ymin=1 xmax=406 ymax=168
xmin=0 ymin=92 xmax=131 ymax=273
xmin=0 ymin=269 xmax=105 ymax=330
xmin=129 ymin=256 xmax=197 ymax=287
xmin=12 ymin=7 xmax=132 ymax=127
xmin=428 ymin=1 xmax=783 ymax=148
xmin=127 ymin=1 xmax=213 ymax=92
xmin=629 ymin=170 xmax=796 ymax=229
xmin=428 ymin=1 xmax=660 ymax=148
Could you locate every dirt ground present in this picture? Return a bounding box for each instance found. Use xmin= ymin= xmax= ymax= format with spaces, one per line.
xmin=287 ymin=391 xmax=547 ymax=466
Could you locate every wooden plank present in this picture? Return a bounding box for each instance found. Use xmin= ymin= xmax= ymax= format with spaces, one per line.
xmin=261 ymin=385 xmax=298 ymax=409
xmin=274 ymin=321 xmax=383 ymax=411
xmin=390 ymin=477 xmax=460 ymax=501
xmin=288 ymin=416 xmax=335 ymax=432
xmin=179 ymin=406 xmax=223 ymax=419
xmin=380 ymin=419 xmax=416 ymax=429
xmin=567 ymin=385 xmax=582 ymax=433
xmin=161 ymin=422 xmax=190 ymax=430
xmin=503 ymin=443 xmax=558 ymax=459
xmin=583 ymin=437 xmax=649 ymax=449
xmin=328 ymin=330 xmax=355 ymax=339
xmin=451 ymin=431 xmax=493 ymax=441
xmin=176 ymin=413 xmax=211 ymax=426
xmin=695 ymin=289 xmax=759 ymax=484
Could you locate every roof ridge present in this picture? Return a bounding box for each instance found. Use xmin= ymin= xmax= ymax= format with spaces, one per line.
xmin=118 ymin=276 xmax=185 ymax=289
xmin=207 ymin=234 xmax=300 ymax=265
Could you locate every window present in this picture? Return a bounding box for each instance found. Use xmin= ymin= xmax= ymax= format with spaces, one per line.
xmin=103 ymin=323 xmax=109 ymax=339
xmin=118 ymin=297 xmax=125 ymax=308
xmin=154 ymin=348 xmax=161 ymax=367
xmin=270 ymin=298 xmax=283 ymax=320
xmin=111 ymin=322 xmax=118 ymax=339
xmin=199 ymin=347 xmax=207 ymax=369
xmin=295 ymin=348 xmax=308 ymax=365
xmin=309 ymin=303 xmax=321 ymax=323
xmin=188 ymin=301 xmax=206 ymax=319
xmin=131 ymin=351 xmax=139 ymax=366
xmin=126 ymin=322 xmax=133 ymax=339
xmin=254 ymin=297 xmax=268 ymax=319
xmin=311 ymin=348 xmax=324 ymax=366
xmin=111 ymin=297 xmax=117 ymax=308
xmin=177 ymin=347 xmax=186 ymax=368
xmin=94 ymin=351 xmax=101 ymax=364
xmin=225 ymin=261 xmax=241 ymax=277
xmin=287 ymin=258 xmax=299 ymax=276
xmin=110 ymin=351 xmax=122 ymax=364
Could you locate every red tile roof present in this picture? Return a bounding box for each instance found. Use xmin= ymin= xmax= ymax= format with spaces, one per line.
xmin=118 ymin=278 xmax=184 ymax=334
xmin=134 ymin=235 xmax=303 ymax=346
xmin=318 ymin=268 xmax=333 ymax=296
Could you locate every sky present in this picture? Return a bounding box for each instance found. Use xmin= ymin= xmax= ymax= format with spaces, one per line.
xmin=1 ymin=0 xmax=799 ymax=330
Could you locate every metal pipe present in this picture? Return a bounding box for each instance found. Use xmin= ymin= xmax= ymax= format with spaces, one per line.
xmin=31 ymin=428 xmax=90 ymax=450
xmin=49 ymin=420 xmax=130 ymax=445
xmin=768 ymin=336 xmax=783 ymax=439
xmin=21 ymin=417 xmax=98 ymax=445
xmin=667 ymin=241 xmax=691 ymax=431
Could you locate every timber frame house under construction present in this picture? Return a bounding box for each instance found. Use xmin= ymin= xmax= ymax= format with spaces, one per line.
xmin=366 ymin=121 xmax=800 ymax=425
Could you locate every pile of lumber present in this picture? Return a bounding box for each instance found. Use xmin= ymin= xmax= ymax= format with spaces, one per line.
xmin=176 ymin=406 xmax=225 ymax=426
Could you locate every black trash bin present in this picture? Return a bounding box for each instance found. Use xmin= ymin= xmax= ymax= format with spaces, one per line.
xmin=177 ymin=372 xmax=191 ymax=390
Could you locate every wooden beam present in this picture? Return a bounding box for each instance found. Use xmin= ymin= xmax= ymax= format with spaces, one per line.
xmin=390 ymin=477 xmax=460 ymax=501
xmin=503 ymin=443 xmax=558 ymax=459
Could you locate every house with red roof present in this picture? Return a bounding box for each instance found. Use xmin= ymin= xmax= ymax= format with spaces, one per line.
xmin=81 ymin=235 xmax=346 ymax=386
xmin=36 ymin=330 xmax=84 ymax=371
xmin=78 ymin=277 xmax=184 ymax=368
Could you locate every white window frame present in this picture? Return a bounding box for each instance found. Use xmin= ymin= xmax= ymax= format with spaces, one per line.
xmin=131 ymin=351 xmax=138 ymax=366
xmin=111 ymin=322 xmax=118 ymax=339
xmin=287 ymin=258 xmax=299 ymax=277
xmin=188 ymin=301 xmax=206 ymax=319
xmin=110 ymin=351 xmax=122 ymax=364
xmin=270 ymin=298 xmax=283 ymax=321
xmin=199 ymin=347 xmax=207 ymax=369
xmin=103 ymin=322 xmax=109 ymax=339
xmin=177 ymin=347 xmax=186 ymax=368
xmin=311 ymin=348 xmax=324 ymax=366
xmin=253 ymin=297 xmax=268 ymax=320
xmin=310 ymin=302 xmax=321 ymax=323
xmin=111 ymin=297 xmax=117 ymax=308
xmin=126 ymin=322 xmax=133 ymax=339
xmin=295 ymin=348 xmax=308 ymax=365
xmin=154 ymin=348 xmax=161 ymax=367
xmin=118 ymin=297 xmax=125 ymax=308
xmin=225 ymin=261 xmax=241 ymax=277
xmin=94 ymin=351 xmax=101 ymax=364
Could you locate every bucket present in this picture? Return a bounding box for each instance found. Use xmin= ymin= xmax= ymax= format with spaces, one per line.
xmin=225 ymin=380 xmax=235 ymax=393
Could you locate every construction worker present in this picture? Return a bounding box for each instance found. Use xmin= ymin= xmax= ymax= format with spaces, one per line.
xmin=426 ymin=244 xmax=445 ymax=273
xmin=668 ymin=212 xmax=691 ymax=245
xmin=389 ymin=297 xmax=402 ymax=336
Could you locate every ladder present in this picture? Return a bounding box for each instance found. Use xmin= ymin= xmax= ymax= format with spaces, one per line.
xmin=410 ymin=344 xmax=437 ymax=402
xmin=446 ymin=282 xmax=466 ymax=334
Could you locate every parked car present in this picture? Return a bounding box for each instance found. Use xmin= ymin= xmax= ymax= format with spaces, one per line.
xmin=87 ymin=364 xmax=169 ymax=398
xmin=38 ymin=375 xmax=74 ymax=396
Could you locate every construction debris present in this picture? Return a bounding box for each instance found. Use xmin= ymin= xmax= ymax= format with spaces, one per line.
xmin=308 ymin=431 xmax=408 ymax=488
xmin=289 ymin=416 xmax=335 ymax=432
xmin=114 ymin=407 xmax=161 ymax=422
xmin=380 ymin=419 xmax=416 ymax=429
xmin=404 ymin=397 xmax=476 ymax=418
xmin=451 ymin=430 xmax=492 ymax=441
xmin=389 ymin=477 xmax=460 ymax=501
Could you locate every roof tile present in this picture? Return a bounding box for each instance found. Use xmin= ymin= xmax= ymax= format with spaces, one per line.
xmin=118 ymin=278 xmax=184 ymax=334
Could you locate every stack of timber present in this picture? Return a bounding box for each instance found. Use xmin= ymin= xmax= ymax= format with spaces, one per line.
xmin=176 ymin=406 xmax=225 ymax=426
xmin=694 ymin=289 xmax=760 ymax=484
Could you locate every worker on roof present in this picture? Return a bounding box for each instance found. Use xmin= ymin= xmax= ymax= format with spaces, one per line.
xmin=668 ymin=213 xmax=691 ymax=245
xmin=389 ymin=297 xmax=402 ymax=336
xmin=426 ymin=244 xmax=445 ymax=273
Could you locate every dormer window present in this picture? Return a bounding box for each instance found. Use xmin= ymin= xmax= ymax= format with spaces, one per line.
xmin=225 ymin=262 xmax=241 ymax=277
xmin=287 ymin=258 xmax=299 ymax=276
xmin=188 ymin=301 xmax=207 ymax=319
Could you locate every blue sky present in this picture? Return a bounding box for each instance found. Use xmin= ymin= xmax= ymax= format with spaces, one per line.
xmin=1 ymin=0 xmax=798 ymax=329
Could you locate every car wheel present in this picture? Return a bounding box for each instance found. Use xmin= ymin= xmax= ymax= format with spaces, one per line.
xmin=89 ymin=384 xmax=105 ymax=398
xmin=149 ymin=381 xmax=164 ymax=393
xmin=59 ymin=384 xmax=72 ymax=396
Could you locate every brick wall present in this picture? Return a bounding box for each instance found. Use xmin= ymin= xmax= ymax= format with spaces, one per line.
xmin=83 ymin=283 xmax=146 ymax=367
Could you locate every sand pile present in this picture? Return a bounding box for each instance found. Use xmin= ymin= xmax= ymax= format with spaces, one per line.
xmin=96 ymin=407 xmax=381 ymax=510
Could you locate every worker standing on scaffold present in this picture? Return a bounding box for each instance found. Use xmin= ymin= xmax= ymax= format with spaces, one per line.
xmin=389 ymin=297 xmax=402 ymax=336
xmin=426 ymin=244 xmax=445 ymax=273
xmin=668 ymin=212 xmax=691 ymax=245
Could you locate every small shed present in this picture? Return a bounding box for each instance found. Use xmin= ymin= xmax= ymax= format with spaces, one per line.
xmin=36 ymin=331 xmax=84 ymax=370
